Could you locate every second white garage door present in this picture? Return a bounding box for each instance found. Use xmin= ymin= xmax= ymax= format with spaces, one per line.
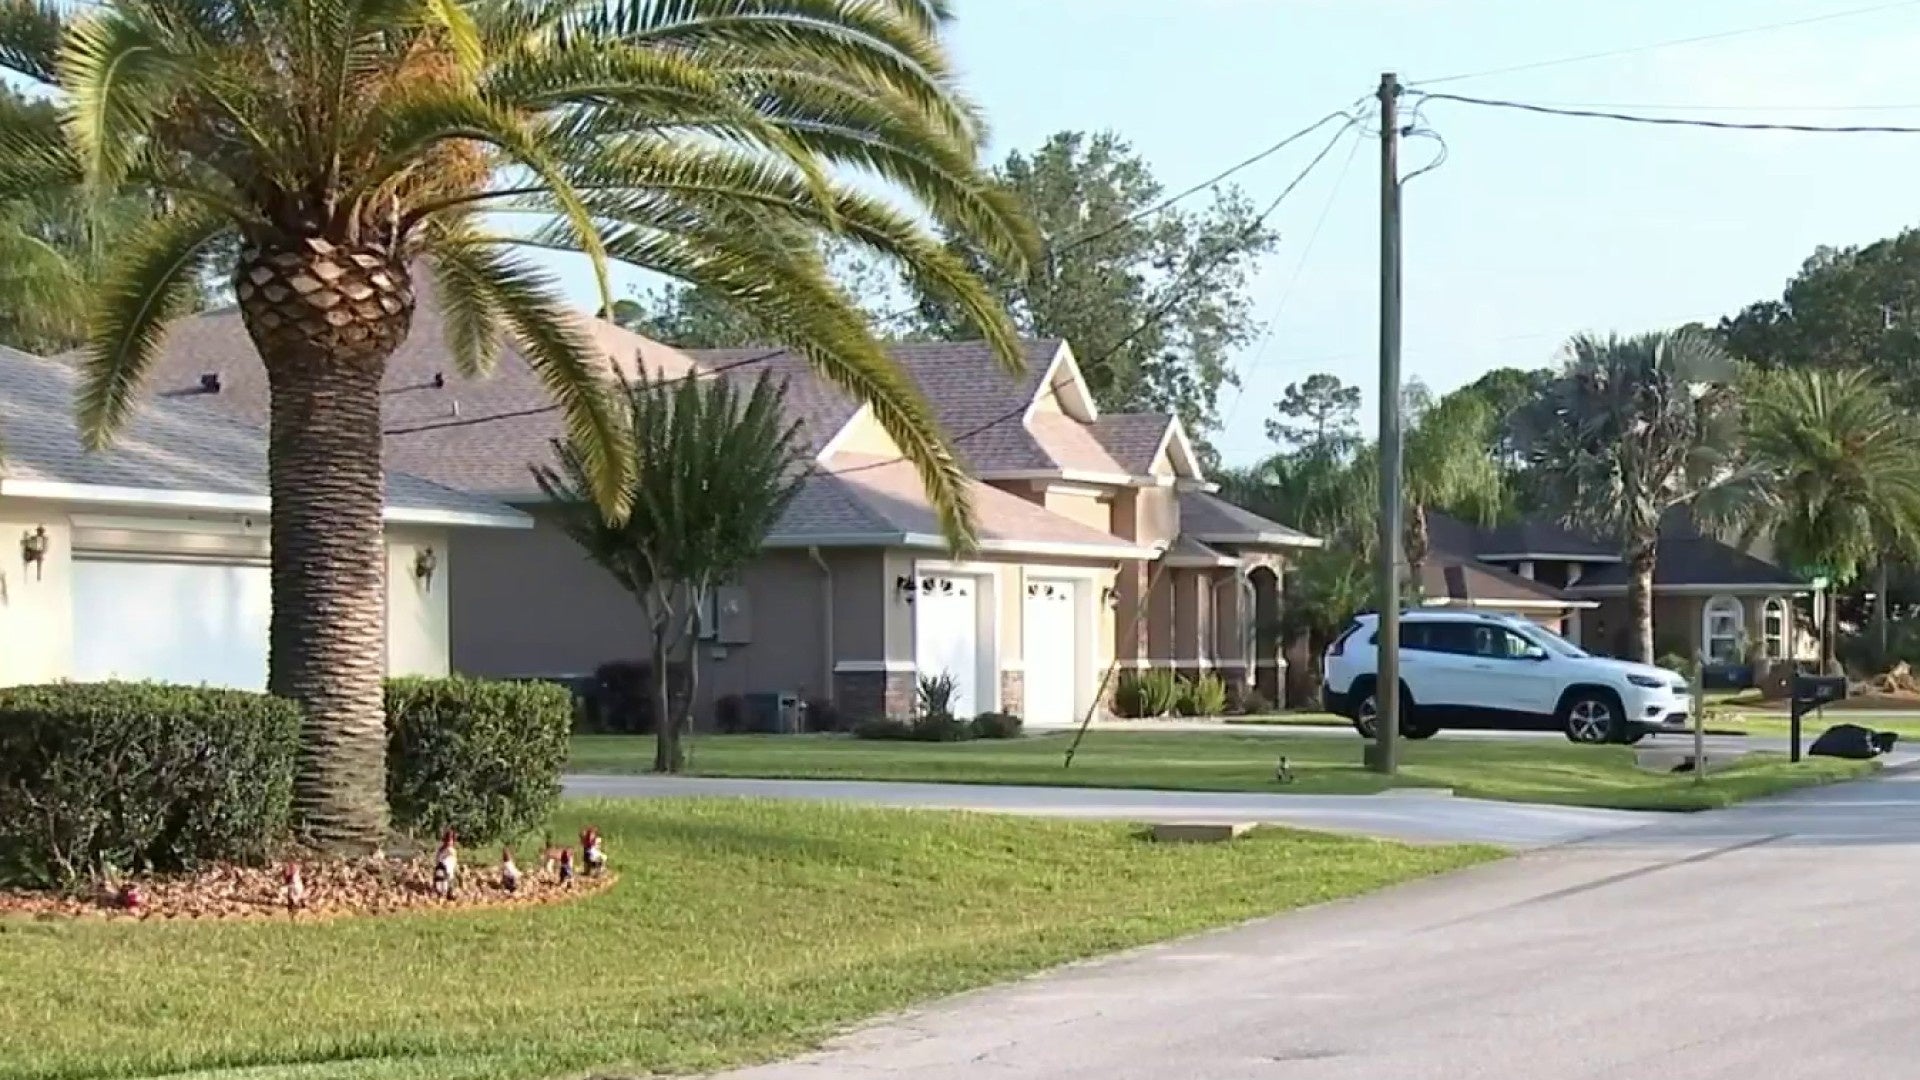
xmin=71 ymin=557 xmax=272 ymax=689
xmin=1022 ymin=579 xmax=1078 ymax=726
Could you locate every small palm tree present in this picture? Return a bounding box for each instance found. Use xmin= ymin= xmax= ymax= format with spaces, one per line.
xmin=0 ymin=0 xmax=1032 ymax=849
xmin=536 ymin=368 xmax=807 ymax=774
xmin=1523 ymin=328 xmax=1743 ymax=664
xmin=1732 ymin=367 xmax=1920 ymax=665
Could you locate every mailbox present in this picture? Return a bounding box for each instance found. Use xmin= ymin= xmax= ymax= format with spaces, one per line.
xmin=1788 ymin=673 xmax=1849 ymax=762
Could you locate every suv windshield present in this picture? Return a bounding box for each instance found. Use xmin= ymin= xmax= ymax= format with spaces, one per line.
xmin=1508 ymin=621 xmax=1588 ymax=659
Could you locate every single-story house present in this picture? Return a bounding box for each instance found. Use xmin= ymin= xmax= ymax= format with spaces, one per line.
xmin=122 ymin=292 xmax=1322 ymax=725
xmin=1427 ymin=508 xmax=1814 ymax=681
xmin=0 ymin=344 xmax=527 ymax=689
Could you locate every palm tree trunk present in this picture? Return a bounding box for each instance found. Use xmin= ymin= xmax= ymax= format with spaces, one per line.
xmin=1403 ymin=503 xmax=1430 ymax=603
xmin=241 ymin=243 xmax=413 ymax=853
xmin=1626 ymin=539 xmax=1657 ymax=665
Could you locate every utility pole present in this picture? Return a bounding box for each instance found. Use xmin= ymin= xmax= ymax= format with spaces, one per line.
xmin=1368 ymin=71 xmax=1404 ymax=776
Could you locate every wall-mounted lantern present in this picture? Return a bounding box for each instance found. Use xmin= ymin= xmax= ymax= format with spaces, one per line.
xmin=1101 ymin=586 xmax=1120 ymax=610
xmin=894 ymin=575 xmax=918 ymax=604
xmin=412 ymin=546 xmax=439 ymax=591
xmin=20 ymin=526 xmax=48 ymax=580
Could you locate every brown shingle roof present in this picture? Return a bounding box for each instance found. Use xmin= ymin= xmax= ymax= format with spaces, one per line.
xmin=1088 ymin=413 xmax=1173 ymax=474
xmin=1025 ymin=412 xmax=1124 ymax=474
xmin=1179 ymin=491 xmax=1320 ymax=547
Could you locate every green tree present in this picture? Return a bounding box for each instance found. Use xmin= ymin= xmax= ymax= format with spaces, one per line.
xmin=1265 ymin=373 xmax=1361 ymax=456
xmin=0 ymin=0 xmax=1032 ymax=850
xmin=1719 ymin=230 xmax=1920 ymax=403
xmin=1732 ymin=367 xmax=1920 ymax=664
xmin=537 ymin=369 xmax=805 ymax=773
xmin=1439 ymin=367 xmax=1552 ymax=517
xmin=1401 ymin=391 xmax=1503 ymax=592
xmin=917 ymin=130 xmax=1279 ymax=441
xmin=1521 ymin=329 xmax=1743 ymax=664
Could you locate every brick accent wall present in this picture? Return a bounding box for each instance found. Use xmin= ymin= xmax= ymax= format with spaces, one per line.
xmin=999 ymin=670 xmax=1025 ymax=716
xmin=835 ymin=670 xmax=916 ymax=719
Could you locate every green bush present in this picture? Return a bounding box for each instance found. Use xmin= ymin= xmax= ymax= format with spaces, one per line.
xmin=1176 ymin=673 xmax=1230 ymax=717
xmin=385 ymin=677 xmax=571 ymax=843
xmin=852 ymin=716 xmax=912 ymax=741
xmin=1237 ymin=688 xmax=1273 ymax=716
xmin=970 ymin=711 xmax=1024 ymax=739
xmin=916 ymin=672 xmax=959 ymax=719
xmin=909 ymin=712 xmax=973 ymax=742
xmin=0 ymin=683 xmax=300 ymax=888
xmin=1113 ymin=669 xmax=1183 ymax=718
xmin=1659 ymin=653 xmax=1698 ymax=680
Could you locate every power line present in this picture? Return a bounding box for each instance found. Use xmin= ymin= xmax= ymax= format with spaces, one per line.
xmin=386 ymin=105 xmax=1367 ymax=440
xmin=1413 ymin=0 xmax=1920 ymax=87
xmin=827 ymin=118 xmax=1361 ymax=478
xmin=1216 ymin=123 xmax=1365 ymax=436
xmin=1052 ymin=108 xmax=1358 ymax=254
xmin=1411 ymin=90 xmax=1920 ymax=134
xmin=1494 ymin=98 xmax=1920 ymax=114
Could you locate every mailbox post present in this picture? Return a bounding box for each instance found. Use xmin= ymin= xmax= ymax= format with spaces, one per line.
xmin=1789 ymin=671 xmax=1848 ymax=762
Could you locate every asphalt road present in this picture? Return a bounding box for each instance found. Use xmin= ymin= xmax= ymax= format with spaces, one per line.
xmin=563 ymin=774 xmax=1659 ymax=847
xmin=708 ymin=769 xmax=1920 ymax=1080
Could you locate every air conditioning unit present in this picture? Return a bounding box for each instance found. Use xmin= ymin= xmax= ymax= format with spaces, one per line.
xmin=743 ymin=691 xmax=804 ymax=734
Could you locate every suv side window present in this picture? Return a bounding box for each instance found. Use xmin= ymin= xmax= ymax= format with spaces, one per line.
xmin=1423 ymin=623 xmax=1477 ymax=656
xmin=1370 ymin=622 xmax=1434 ymax=651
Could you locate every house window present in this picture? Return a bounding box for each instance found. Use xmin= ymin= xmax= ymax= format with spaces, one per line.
xmin=1763 ymin=597 xmax=1788 ymax=660
xmin=1703 ymin=595 xmax=1744 ymax=664
xmin=695 ymin=587 xmax=718 ymax=641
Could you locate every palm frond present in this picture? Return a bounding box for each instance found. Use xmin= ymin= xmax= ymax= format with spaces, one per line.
xmin=76 ymin=204 xmax=230 ymax=446
xmin=0 ymin=0 xmax=63 ymax=82
xmin=57 ymin=6 xmax=182 ymax=185
xmin=424 ymin=230 xmax=505 ymax=376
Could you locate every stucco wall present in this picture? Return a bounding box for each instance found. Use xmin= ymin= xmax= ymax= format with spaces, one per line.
xmin=0 ymin=500 xmax=72 ymax=685
xmin=385 ymin=525 xmax=451 ymax=677
xmin=1042 ymin=488 xmax=1113 ymax=534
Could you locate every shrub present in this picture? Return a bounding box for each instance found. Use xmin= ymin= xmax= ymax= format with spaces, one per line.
xmin=1113 ymin=669 xmax=1183 ymax=718
xmin=1176 ymin=673 xmax=1230 ymax=717
xmin=804 ymin=696 xmax=843 ymax=733
xmin=714 ymin=694 xmax=747 ymax=734
xmin=0 ymin=683 xmax=300 ymax=888
xmin=971 ymin=711 xmax=1024 ymax=739
xmin=577 ymin=659 xmax=689 ymax=733
xmin=1659 ymin=653 xmax=1698 ymax=681
xmin=386 ymin=677 xmax=571 ymax=844
xmin=852 ymin=716 xmax=912 ymax=741
xmin=916 ymin=672 xmax=959 ymax=719
xmin=1237 ymin=688 xmax=1273 ymax=716
xmin=908 ymin=712 xmax=971 ymax=742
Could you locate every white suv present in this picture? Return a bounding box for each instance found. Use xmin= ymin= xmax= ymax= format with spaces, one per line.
xmin=1322 ymin=610 xmax=1691 ymax=744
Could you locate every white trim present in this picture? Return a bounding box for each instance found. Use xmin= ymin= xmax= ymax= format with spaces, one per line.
xmin=1478 ymin=551 xmax=1622 ymax=563
xmin=1153 ymin=417 xmax=1206 ymax=482
xmin=1192 ymin=531 xmax=1326 ymax=550
xmin=1166 ymin=551 xmax=1241 ymax=568
xmin=999 ymin=660 xmax=1024 ymax=672
xmin=1254 ymin=657 xmax=1288 ymax=668
xmin=1566 ymin=583 xmax=1807 ymax=597
xmin=1037 ymin=481 xmax=1111 ymax=499
xmin=1703 ymin=594 xmax=1745 ymax=664
xmin=1021 ymin=342 xmax=1100 ymax=424
xmin=834 ymin=659 xmax=916 ymax=673
xmin=1174 ymin=478 xmax=1221 ymax=493
xmin=979 ymin=467 xmax=1146 ymax=487
xmin=913 ymin=557 xmax=1000 ymax=576
xmin=767 ymin=531 xmax=1161 ymax=561
xmin=1421 ymin=596 xmax=1599 ymax=611
xmin=0 ymin=478 xmax=530 ymax=530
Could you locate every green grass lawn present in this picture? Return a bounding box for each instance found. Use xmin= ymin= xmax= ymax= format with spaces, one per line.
xmin=0 ymin=799 xmax=1492 ymax=1080
xmin=1222 ymin=712 xmax=1345 ymax=727
xmin=570 ymin=731 xmax=1878 ymax=812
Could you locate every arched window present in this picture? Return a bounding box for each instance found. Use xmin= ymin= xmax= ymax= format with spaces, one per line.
xmin=1763 ymin=597 xmax=1789 ymax=660
xmin=1703 ymin=596 xmax=1745 ymax=664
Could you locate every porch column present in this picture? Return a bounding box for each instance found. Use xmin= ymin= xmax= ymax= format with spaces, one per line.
xmin=1251 ymin=564 xmax=1283 ymax=704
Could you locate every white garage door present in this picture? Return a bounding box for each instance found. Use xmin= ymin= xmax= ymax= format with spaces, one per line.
xmin=913 ymin=574 xmax=978 ymax=717
xmin=1022 ymin=579 xmax=1078 ymax=725
xmin=72 ymin=558 xmax=272 ymax=689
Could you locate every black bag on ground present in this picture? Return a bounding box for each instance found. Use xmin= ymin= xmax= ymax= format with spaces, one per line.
xmin=1808 ymin=723 xmax=1884 ymax=760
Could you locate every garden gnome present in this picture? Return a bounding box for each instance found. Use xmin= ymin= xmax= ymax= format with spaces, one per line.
xmin=581 ymin=826 xmax=606 ymax=877
xmin=500 ymin=847 xmax=521 ymax=894
xmin=282 ymin=862 xmax=308 ymax=911
xmin=558 ymin=847 xmax=575 ymax=885
xmin=432 ymin=829 xmax=459 ymax=899
xmin=117 ymin=882 xmax=145 ymax=913
xmin=540 ymin=833 xmax=559 ymax=879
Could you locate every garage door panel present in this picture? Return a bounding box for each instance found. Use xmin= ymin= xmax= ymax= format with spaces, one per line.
xmin=1023 ymin=579 xmax=1077 ymax=726
xmin=913 ymin=575 xmax=978 ymax=718
xmin=72 ymin=558 xmax=271 ymax=690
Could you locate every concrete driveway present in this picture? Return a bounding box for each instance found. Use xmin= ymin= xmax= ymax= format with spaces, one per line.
xmin=563 ymin=774 xmax=1659 ymax=847
xmin=706 ymin=769 xmax=1920 ymax=1080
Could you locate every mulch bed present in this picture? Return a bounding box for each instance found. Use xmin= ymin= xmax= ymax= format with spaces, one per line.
xmin=0 ymin=855 xmax=617 ymax=923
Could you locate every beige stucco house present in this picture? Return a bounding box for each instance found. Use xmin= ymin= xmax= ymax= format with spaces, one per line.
xmin=128 ymin=299 xmax=1321 ymax=725
xmin=0 ymin=344 xmax=526 ymax=689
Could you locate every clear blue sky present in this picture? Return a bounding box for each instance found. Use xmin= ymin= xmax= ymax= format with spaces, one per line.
xmin=553 ymin=0 xmax=1920 ymax=463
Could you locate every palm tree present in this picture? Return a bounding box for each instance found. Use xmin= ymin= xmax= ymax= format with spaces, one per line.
xmin=1733 ymin=367 xmax=1920 ymax=666
xmin=1522 ymin=328 xmax=1743 ymax=664
xmin=1401 ymin=391 xmax=1503 ymax=592
xmin=0 ymin=0 xmax=1033 ymax=850
xmin=536 ymin=368 xmax=805 ymax=774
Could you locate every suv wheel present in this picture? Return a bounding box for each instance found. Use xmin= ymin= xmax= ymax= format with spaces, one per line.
xmin=1352 ymin=681 xmax=1422 ymax=739
xmin=1562 ymin=692 xmax=1620 ymax=744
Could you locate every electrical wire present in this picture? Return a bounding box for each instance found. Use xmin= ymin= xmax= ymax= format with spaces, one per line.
xmin=385 ymin=106 xmax=1367 ymax=440
xmin=1412 ymin=0 xmax=1920 ymax=87
xmin=1410 ymin=90 xmax=1920 ymax=134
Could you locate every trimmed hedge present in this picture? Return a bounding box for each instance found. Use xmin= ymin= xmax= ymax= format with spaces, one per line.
xmin=386 ymin=677 xmax=572 ymax=843
xmin=0 ymin=683 xmax=300 ymax=888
